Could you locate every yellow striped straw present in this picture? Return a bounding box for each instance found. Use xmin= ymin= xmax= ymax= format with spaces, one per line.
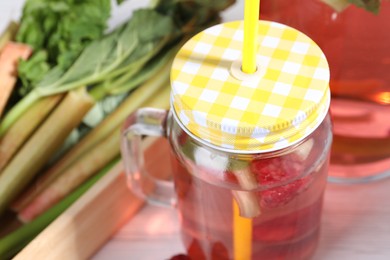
xmin=242 ymin=0 xmax=260 ymax=73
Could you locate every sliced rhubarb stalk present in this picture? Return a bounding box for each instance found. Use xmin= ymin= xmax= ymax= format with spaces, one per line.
xmin=232 ymin=190 xmax=260 ymax=218
xmin=184 ymin=140 xmax=261 ymax=218
xmin=229 ymin=160 xmax=261 ymax=218
xmin=232 ymin=167 xmax=258 ymax=190
xmin=294 ymin=138 xmax=314 ymax=161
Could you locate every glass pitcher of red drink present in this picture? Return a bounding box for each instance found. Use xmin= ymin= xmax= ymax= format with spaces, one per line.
xmin=121 ymin=20 xmax=332 ymax=259
xmin=260 ymin=0 xmax=390 ymax=183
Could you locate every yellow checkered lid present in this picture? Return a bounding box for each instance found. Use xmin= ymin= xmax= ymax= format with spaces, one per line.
xmin=170 ymin=20 xmax=330 ymax=152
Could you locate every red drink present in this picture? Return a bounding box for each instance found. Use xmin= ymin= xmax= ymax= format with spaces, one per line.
xmin=170 ymin=115 xmax=331 ymax=259
xmin=260 ymin=0 xmax=390 ymax=182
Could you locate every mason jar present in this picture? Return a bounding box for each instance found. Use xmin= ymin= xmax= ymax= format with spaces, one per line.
xmin=121 ymin=20 xmax=332 ymax=259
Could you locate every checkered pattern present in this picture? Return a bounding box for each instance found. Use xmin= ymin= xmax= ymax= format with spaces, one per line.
xmin=171 ymin=21 xmax=330 ymax=152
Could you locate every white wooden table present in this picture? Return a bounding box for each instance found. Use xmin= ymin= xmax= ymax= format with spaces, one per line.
xmin=92 ymin=177 xmax=390 ymax=260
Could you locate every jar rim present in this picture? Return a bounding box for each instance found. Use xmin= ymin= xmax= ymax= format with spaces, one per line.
xmin=170 ymin=94 xmax=330 ymax=155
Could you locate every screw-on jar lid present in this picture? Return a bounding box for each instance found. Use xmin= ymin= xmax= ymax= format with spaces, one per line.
xmin=170 ymin=20 xmax=330 ymax=153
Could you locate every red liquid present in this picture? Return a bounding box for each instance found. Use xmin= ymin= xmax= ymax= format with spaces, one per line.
xmin=171 ymin=158 xmax=328 ymax=259
xmin=260 ymin=0 xmax=390 ymax=181
xmin=170 ymin=120 xmax=330 ymax=259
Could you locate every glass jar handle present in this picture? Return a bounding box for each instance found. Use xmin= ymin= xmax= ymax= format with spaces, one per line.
xmin=120 ymin=108 xmax=176 ymax=207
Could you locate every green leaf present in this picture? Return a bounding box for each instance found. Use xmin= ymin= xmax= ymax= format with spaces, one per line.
xmin=17 ymin=50 xmax=50 ymax=95
xmin=102 ymin=37 xmax=168 ymax=84
xmin=44 ymin=30 xmax=124 ymax=89
xmin=108 ymin=42 xmax=180 ymax=95
xmin=190 ymin=0 xmax=236 ymax=10
xmin=131 ymin=9 xmax=179 ymax=42
xmin=35 ymin=66 xmax=65 ymax=89
xmin=348 ymin=0 xmax=380 ymax=14
xmin=15 ymin=0 xmax=112 ymax=95
xmin=155 ymin=0 xmax=235 ymax=12
xmin=36 ymin=8 xmax=177 ymax=95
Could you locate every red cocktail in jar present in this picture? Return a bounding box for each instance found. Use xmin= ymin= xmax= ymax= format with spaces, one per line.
xmin=171 ymin=113 xmax=331 ymax=259
xmin=121 ymin=20 xmax=332 ymax=260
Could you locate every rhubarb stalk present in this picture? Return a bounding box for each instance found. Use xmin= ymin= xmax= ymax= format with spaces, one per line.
xmin=11 ymin=62 xmax=172 ymax=212
xmin=17 ymin=83 xmax=171 ymax=221
xmin=230 ymin=162 xmax=261 ymax=218
xmin=0 ymin=88 xmax=94 ymax=214
xmin=19 ymin=130 xmax=120 ymax=222
xmin=0 ymin=94 xmax=63 ymax=171
xmin=0 ymin=158 xmax=118 ymax=259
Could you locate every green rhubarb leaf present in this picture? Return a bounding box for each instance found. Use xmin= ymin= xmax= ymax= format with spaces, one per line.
xmin=36 ymin=8 xmax=177 ymax=94
xmin=132 ymin=9 xmax=179 ymax=42
xmin=39 ymin=29 xmax=123 ymax=90
xmin=348 ymin=0 xmax=381 ymax=14
xmin=321 ymin=0 xmax=381 ymax=13
xmin=155 ymin=0 xmax=235 ymax=12
xmin=191 ymin=0 xmax=236 ymax=10
xmin=16 ymin=0 xmax=112 ymax=96
xmin=17 ymin=50 xmax=50 ymax=95
xmin=108 ymin=41 xmax=179 ymax=95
